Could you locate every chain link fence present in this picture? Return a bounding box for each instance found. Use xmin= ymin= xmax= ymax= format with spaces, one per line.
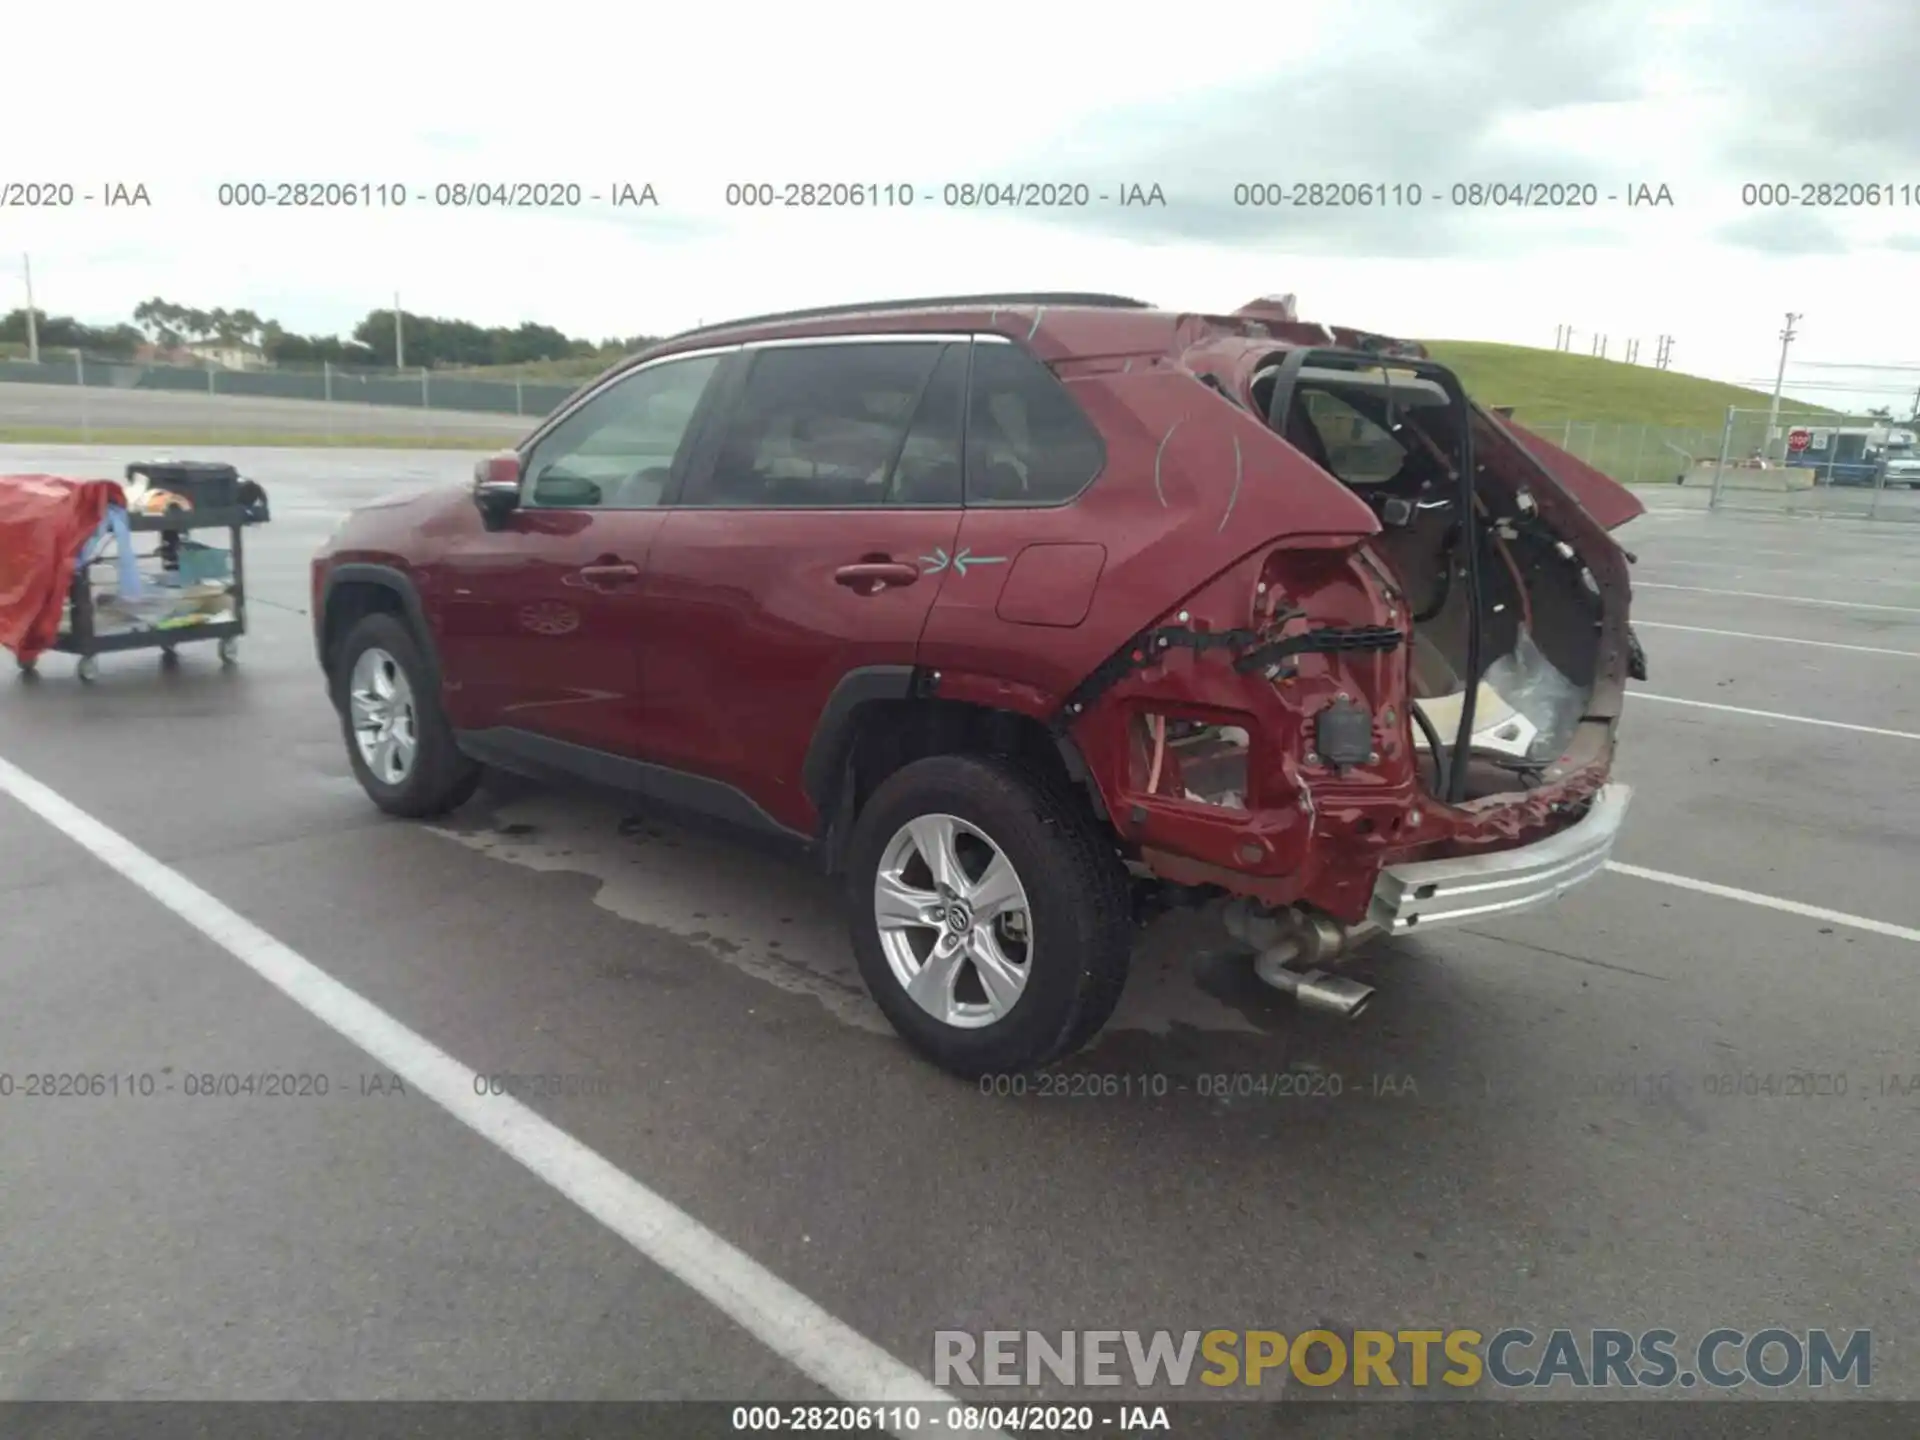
xmin=0 ymin=349 xmax=582 ymax=419
xmin=1485 ymin=410 xmax=1919 ymax=524
xmin=1500 ymin=416 xmax=1725 ymax=486
xmin=1698 ymin=406 xmax=1919 ymax=523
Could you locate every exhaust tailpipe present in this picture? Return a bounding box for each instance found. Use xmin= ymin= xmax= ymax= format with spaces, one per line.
xmin=1253 ymin=947 xmax=1375 ymax=1019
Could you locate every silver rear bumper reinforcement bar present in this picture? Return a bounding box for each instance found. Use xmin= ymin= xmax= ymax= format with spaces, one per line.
xmin=1367 ymin=783 xmax=1633 ymax=933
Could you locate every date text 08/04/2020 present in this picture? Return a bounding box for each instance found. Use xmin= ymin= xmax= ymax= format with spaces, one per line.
xmin=211 ymin=182 xmax=659 ymax=208
xmin=729 ymin=1405 xmax=1156 ymax=1434
xmin=720 ymin=182 xmax=1168 ymax=209
xmin=1230 ymin=181 xmax=1675 ymax=208
xmin=0 ymin=1071 xmax=406 ymax=1098
xmin=970 ymin=1069 xmax=1920 ymax=1102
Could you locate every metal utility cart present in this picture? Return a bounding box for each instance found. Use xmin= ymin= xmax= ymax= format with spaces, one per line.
xmin=36 ymin=461 xmax=269 ymax=683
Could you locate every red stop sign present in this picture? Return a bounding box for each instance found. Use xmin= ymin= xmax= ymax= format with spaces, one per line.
xmin=1787 ymin=428 xmax=1811 ymax=453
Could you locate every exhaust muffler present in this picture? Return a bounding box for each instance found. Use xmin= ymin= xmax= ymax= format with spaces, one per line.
xmin=1252 ymin=948 xmax=1376 ymax=1019
xmin=1225 ymin=901 xmax=1378 ymax=1018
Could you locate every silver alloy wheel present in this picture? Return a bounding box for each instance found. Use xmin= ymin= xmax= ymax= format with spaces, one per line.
xmin=873 ymin=813 xmax=1034 ymax=1029
xmin=348 ymin=646 xmax=419 ymax=786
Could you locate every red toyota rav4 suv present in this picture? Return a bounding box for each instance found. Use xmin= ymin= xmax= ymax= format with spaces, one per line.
xmin=313 ymin=292 xmax=1644 ymax=1078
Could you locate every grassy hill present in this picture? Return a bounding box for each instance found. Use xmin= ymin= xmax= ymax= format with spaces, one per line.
xmin=1418 ymin=340 xmax=1846 ymax=430
xmin=433 ymin=335 xmax=1845 ymax=485
xmin=440 ymin=338 xmax=1846 ymax=433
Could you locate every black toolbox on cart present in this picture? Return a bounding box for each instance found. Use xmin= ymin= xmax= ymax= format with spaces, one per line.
xmin=126 ymin=460 xmax=269 ymax=524
xmin=126 ymin=460 xmax=241 ymax=511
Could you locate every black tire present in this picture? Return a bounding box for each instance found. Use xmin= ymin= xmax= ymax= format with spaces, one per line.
xmin=845 ymin=753 xmax=1132 ymax=1079
xmin=331 ymin=612 xmax=481 ymax=818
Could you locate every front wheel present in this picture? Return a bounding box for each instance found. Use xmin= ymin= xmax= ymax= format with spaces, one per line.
xmin=845 ymin=754 xmax=1133 ymax=1079
xmin=331 ymin=612 xmax=481 ymax=818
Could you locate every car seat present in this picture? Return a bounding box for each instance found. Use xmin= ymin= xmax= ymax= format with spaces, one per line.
xmin=1283 ymin=398 xmax=1334 ymax=472
xmin=969 ymin=457 xmax=1029 ymax=503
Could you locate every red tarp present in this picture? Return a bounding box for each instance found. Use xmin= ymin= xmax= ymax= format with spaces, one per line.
xmin=0 ymin=475 xmax=126 ymax=664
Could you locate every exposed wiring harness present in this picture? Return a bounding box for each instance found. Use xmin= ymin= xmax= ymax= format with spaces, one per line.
xmin=1409 ymin=696 xmax=1449 ymax=792
xmin=1476 ymin=495 xmax=1534 ymax=632
xmin=1052 ymin=616 xmax=1403 ymax=730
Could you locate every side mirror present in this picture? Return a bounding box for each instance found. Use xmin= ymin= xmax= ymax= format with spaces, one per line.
xmin=474 ymin=452 xmax=522 ymax=527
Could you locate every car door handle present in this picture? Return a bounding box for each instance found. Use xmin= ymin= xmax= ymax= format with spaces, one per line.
xmin=834 ymin=562 xmax=920 ymax=590
xmin=577 ymin=562 xmax=641 ymax=586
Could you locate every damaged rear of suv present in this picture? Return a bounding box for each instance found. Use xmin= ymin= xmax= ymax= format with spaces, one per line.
xmin=312 ymin=290 xmax=1641 ymax=1079
xmin=1047 ymin=309 xmax=1641 ymax=1028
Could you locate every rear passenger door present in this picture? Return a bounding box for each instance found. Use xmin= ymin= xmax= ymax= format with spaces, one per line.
xmin=641 ymin=337 xmax=968 ymax=833
xmin=918 ymin=336 xmax=1112 ymax=664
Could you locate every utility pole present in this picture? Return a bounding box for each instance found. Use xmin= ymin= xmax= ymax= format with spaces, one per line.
xmin=1765 ymin=312 xmax=1802 ymax=460
xmin=22 ymin=254 xmax=38 ymax=364
xmin=394 ymin=292 xmax=405 ymax=371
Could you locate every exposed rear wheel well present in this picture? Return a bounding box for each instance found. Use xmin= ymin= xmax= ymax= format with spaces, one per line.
xmin=822 ymin=699 xmax=1108 ymax=869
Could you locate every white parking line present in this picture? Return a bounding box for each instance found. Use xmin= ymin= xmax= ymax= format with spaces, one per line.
xmin=1632 ymin=621 xmax=1920 ymax=658
xmin=1635 ymin=544 xmax=1920 ymax=563
xmin=1636 ymin=583 xmax=1920 ymax=614
xmin=0 ymin=753 xmax=1003 ymax=1439
xmin=1631 ymin=512 xmax=1920 ymax=541
xmin=1632 ymin=692 xmax=1920 ymax=741
xmin=1639 ymin=561 xmax=1920 ymax=589
xmin=1607 ymin=862 xmax=1920 ymax=945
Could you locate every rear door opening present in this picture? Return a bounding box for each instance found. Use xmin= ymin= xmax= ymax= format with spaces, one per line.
xmin=1249 ymin=349 xmax=1623 ymax=808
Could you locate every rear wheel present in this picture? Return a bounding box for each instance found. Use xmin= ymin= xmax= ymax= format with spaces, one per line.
xmin=332 ymin=612 xmax=481 ymax=818
xmin=845 ymin=754 xmax=1132 ymax=1079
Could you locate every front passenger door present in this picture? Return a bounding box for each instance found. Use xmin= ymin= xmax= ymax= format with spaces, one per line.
xmin=435 ymin=351 xmax=725 ymax=751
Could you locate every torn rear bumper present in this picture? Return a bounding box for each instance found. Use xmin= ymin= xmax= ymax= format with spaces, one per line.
xmin=1366 ymin=783 xmax=1632 ymax=933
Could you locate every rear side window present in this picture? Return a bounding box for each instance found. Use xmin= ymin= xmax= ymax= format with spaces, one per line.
xmin=686 ymin=342 xmax=946 ymax=508
xmin=964 ymin=342 xmax=1105 ymax=506
xmin=888 ymin=343 xmax=966 ymax=506
xmin=1299 ymin=388 xmax=1409 ymax=486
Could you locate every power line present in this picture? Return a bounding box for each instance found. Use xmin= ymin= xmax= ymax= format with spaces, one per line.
xmin=1789 ymin=360 xmax=1920 ymax=372
xmin=1735 ymin=378 xmax=1920 ymax=393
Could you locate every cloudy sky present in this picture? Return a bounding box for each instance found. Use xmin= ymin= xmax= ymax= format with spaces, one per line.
xmin=5 ymin=0 xmax=1917 ymax=409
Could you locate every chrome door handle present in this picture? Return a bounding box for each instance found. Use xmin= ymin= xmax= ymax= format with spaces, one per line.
xmin=578 ymin=562 xmax=641 ymax=585
xmin=834 ymin=562 xmax=920 ymax=591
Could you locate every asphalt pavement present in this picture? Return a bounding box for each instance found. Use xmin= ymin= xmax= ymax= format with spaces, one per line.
xmin=0 ymin=446 xmax=1915 ymax=1420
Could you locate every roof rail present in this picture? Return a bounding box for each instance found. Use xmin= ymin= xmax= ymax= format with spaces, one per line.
xmin=667 ymin=292 xmax=1155 ymax=341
